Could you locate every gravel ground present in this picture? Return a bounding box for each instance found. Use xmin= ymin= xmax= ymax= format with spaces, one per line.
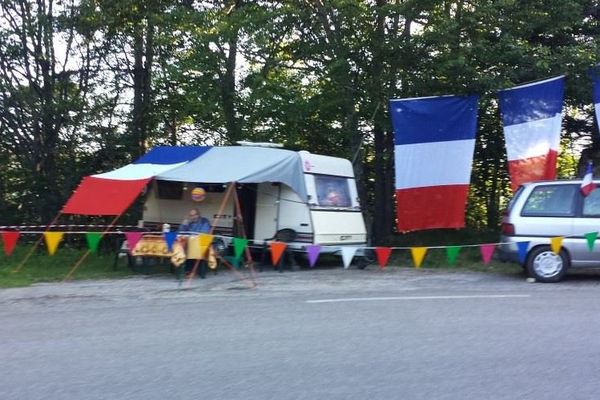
xmin=3 ymin=264 xmax=598 ymax=312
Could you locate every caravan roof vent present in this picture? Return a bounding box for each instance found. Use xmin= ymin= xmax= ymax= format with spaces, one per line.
xmin=236 ymin=141 xmax=284 ymax=148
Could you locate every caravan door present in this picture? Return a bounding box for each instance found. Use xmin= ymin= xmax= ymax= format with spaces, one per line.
xmin=254 ymin=183 xmax=279 ymax=243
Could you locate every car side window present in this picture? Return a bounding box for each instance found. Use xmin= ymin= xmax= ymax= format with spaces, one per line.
xmin=583 ymin=189 xmax=600 ymax=217
xmin=521 ymin=185 xmax=577 ymax=217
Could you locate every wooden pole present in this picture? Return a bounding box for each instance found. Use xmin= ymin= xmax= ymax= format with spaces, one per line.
xmin=63 ymin=214 xmax=123 ymax=281
xmin=13 ymin=212 xmax=63 ymax=273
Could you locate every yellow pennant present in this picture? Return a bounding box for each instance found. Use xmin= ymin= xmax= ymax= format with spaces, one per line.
xmin=411 ymin=247 xmax=428 ymax=268
xmin=43 ymin=232 xmax=64 ymax=256
xmin=197 ymin=233 xmax=214 ymax=258
xmin=550 ymin=236 xmax=563 ymax=254
xmin=198 ymin=233 xmax=214 ymax=248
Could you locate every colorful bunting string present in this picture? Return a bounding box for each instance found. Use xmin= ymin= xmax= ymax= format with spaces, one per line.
xmin=9 ymin=228 xmax=600 ymax=271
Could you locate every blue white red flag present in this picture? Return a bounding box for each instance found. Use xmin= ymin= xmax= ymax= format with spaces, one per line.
xmin=594 ymin=74 xmax=600 ymax=135
xmin=389 ymin=95 xmax=479 ymax=232
xmin=498 ymin=76 xmax=565 ymax=192
xmin=581 ymin=162 xmax=596 ymax=197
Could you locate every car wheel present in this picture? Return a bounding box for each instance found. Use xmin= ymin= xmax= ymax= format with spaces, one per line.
xmin=526 ymin=245 xmax=569 ymax=283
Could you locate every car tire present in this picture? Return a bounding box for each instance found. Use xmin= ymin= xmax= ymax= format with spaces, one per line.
xmin=526 ymin=245 xmax=569 ymax=283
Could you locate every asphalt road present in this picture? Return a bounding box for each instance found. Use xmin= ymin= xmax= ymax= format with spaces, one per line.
xmin=2 ymin=266 xmax=600 ymax=400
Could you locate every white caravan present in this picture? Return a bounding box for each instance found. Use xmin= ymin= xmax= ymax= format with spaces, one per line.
xmin=140 ymin=144 xmax=368 ymax=258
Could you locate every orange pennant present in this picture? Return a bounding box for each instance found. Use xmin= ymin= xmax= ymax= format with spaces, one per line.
xmin=270 ymin=241 xmax=287 ymax=265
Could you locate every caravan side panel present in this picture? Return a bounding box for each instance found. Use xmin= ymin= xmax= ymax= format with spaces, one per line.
xmin=310 ymin=211 xmax=367 ymax=245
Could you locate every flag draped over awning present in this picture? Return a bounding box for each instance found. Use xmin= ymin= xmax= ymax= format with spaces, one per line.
xmin=498 ymin=76 xmax=565 ymax=192
xmin=389 ymin=94 xmax=479 ymax=232
xmin=62 ymin=146 xmax=211 ymax=215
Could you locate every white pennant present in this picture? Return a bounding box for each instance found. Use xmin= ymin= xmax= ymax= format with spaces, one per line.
xmin=341 ymin=247 xmax=358 ymax=269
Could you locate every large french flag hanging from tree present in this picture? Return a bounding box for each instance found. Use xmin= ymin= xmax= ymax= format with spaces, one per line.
xmin=498 ymin=76 xmax=565 ymax=192
xmin=390 ymin=95 xmax=479 ymax=232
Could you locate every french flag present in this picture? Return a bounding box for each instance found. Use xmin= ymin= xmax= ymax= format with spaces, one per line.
xmin=498 ymin=76 xmax=565 ymax=192
xmin=389 ymin=95 xmax=479 ymax=232
xmin=581 ymin=162 xmax=596 ymax=197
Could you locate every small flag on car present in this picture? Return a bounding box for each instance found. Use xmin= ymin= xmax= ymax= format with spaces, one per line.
xmin=581 ymin=161 xmax=597 ymax=197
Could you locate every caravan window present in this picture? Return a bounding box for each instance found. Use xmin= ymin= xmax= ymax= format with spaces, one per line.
xmin=315 ymin=175 xmax=351 ymax=207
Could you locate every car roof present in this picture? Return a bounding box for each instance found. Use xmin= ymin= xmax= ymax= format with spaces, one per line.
xmin=520 ymin=179 xmax=589 ymax=188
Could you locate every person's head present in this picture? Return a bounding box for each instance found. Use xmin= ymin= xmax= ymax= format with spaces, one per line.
xmin=188 ymin=208 xmax=200 ymax=222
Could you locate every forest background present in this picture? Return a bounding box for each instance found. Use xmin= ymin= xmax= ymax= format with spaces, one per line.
xmin=0 ymin=0 xmax=599 ymax=245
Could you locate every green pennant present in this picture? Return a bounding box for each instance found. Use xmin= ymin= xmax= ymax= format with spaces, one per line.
xmin=585 ymin=232 xmax=598 ymax=251
xmin=85 ymin=233 xmax=102 ymax=253
xmin=232 ymin=237 xmax=248 ymax=259
xmin=446 ymin=246 xmax=461 ymax=265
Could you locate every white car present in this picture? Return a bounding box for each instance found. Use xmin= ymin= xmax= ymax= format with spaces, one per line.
xmin=498 ymin=179 xmax=600 ymax=282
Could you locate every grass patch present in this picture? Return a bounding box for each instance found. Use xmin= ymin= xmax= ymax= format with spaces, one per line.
xmin=0 ymin=246 xmax=136 ymax=288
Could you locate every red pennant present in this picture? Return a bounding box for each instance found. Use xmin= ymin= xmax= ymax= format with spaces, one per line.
xmin=270 ymin=241 xmax=287 ymax=265
xmin=375 ymin=247 xmax=392 ymax=269
xmin=1 ymin=231 xmax=20 ymax=256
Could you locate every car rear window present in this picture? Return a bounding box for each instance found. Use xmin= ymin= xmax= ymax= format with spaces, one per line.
xmin=521 ymin=184 xmax=577 ymax=217
xmin=582 ymin=189 xmax=600 ymax=217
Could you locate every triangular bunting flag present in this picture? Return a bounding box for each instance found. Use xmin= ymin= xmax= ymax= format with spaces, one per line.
xmin=550 ymin=236 xmax=563 ymax=254
xmin=480 ymin=244 xmax=495 ymax=265
xmin=446 ymin=246 xmax=461 ymax=265
xmin=585 ymin=232 xmax=598 ymax=251
xmin=43 ymin=232 xmax=64 ymax=256
xmin=1 ymin=231 xmax=20 ymax=256
xmin=85 ymin=232 xmax=103 ymax=253
xmin=341 ymin=247 xmax=358 ymax=269
xmin=233 ymin=237 xmax=248 ymax=260
xmin=375 ymin=247 xmax=392 ymax=269
xmin=270 ymin=241 xmax=287 ymax=265
xmin=198 ymin=233 xmax=215 ymax=258
xmin=164 ymin=232 xmax=178 ymax=252
xmin=410 ymin=247 xmax=427 ymax=268
xmin=198 ymin=233 xmax=214 ymax=248
xmin=125 ymin=232 xmax=144 ymax=253
xmin=517 ymin=241 xmax=530 ymax=264
xmin=306 ymin=245 xmax=321 ymax=268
